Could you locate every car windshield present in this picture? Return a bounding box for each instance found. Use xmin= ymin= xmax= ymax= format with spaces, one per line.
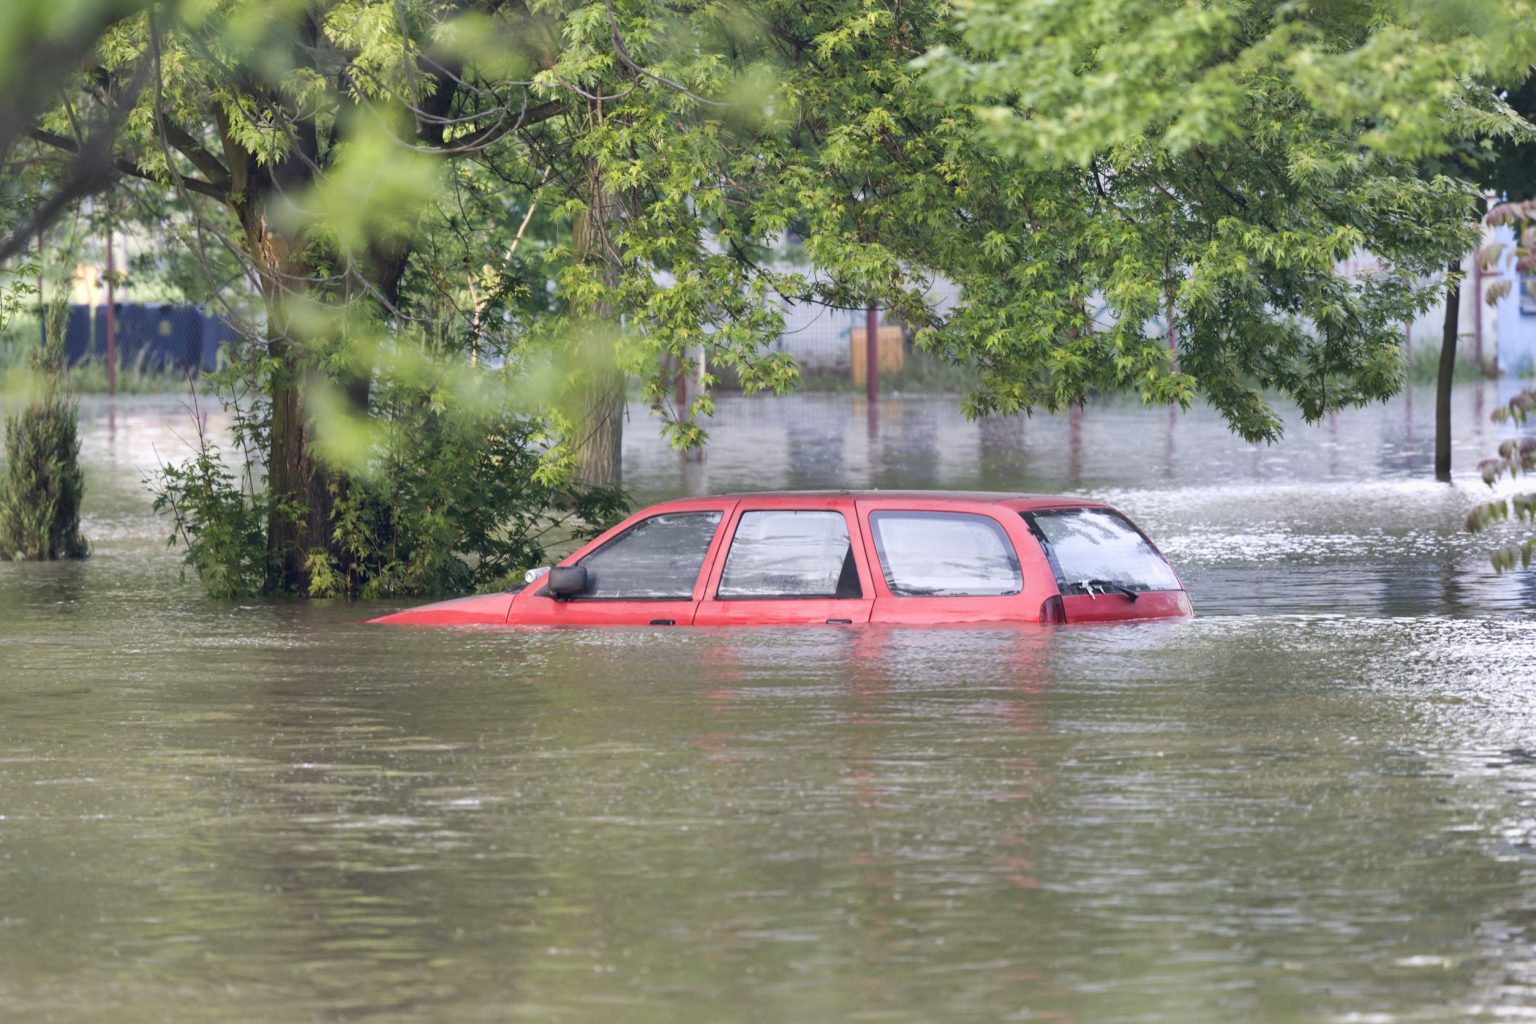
xmin=1024 ymin=509 xmax=1180 ymax=594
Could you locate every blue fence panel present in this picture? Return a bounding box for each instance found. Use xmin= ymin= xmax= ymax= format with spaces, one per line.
xmin=50 ymin=304 xmax=234 ymax=374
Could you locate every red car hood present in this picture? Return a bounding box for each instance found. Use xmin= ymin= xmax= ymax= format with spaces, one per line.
xmin=369 ymin=591 xmax=515 ymax=626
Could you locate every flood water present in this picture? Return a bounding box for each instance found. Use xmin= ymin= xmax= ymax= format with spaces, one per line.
xmin=4 ymin=384 xmax=1536 ymax=1022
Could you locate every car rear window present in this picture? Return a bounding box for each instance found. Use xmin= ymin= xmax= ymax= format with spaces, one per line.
xmin=717 ymin=510 xmax=860 ymax=599
xmin=575 ymin=511 xmax=723 ymax=599
xmin=869 ymin=511 xmax=1022 ymax=596
xmin=1023 ymin=508 xmax=1180 ymax=595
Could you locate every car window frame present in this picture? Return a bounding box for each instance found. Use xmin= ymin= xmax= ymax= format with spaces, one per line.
xmin=1020 ymin=506 xmax=1181 ymax=595
xmin=865 ymin=508 xmax=1024 ymax=598
xmin=537 ymin=508 xmax=730 ymax=602
xmin=712 ymin=507 xmax=865 ymax=602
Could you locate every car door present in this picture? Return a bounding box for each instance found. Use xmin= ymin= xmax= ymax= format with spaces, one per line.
xmin=693 ymin=500 xmax=875 ymax=626
xmin=856 ymin=501 xmax=1052 ymax=624
xmin=512 ymin=504 xmax=735 ymax=626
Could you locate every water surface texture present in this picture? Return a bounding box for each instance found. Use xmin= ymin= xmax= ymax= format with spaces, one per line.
xmin=3 ymin=385 xmax=1536 ymax=1023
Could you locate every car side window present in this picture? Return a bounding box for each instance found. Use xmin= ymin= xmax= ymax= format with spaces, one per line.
xmin=869 ymin=511 xmax=1022 ymax=596
xmin=716 ymin=510 xmax=862 ymax=599
xmin=573 ymin=511 xmax=722 ymax=599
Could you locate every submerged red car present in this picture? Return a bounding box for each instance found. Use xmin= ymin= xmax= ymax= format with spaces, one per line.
xmin=370 ymin=491 xmax=1192 ymax=628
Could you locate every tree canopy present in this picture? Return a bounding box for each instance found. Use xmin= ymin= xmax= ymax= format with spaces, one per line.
xmin=4 ymin=0 xmax=1534 ymax=596
xmin=915 ymin=0 xmax=1534 ymax=439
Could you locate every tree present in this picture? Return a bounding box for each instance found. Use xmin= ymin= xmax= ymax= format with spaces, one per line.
xmin=913 ymin=0 xmax=1535 ymax=442
xmin=14 ymin=0 xmax=1536 ymax=599
xmin=20 ymin=0 xmax=811 ymax=593
xmin=1482 ymin=75 xmax=1536 ymax=204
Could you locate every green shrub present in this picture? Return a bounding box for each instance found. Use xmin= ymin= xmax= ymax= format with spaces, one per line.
xmin=0 ymin=397 xmax=89 ymax=560
xmin=151 ymin=351 xmax=628 ymax=600
xmin=1404 ymin=342 xmax=1487 ymax=385
xmin=150 ymin=429 xmax=269 ymax=597
xmin=0 ymin=298 xmax=88 ymax=561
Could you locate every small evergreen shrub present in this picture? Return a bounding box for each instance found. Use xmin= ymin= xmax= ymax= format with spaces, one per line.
xmin=0 ymin=297 xmax=89 ymax=561
xmin=0 ymin=397 xmax=89 ymax=560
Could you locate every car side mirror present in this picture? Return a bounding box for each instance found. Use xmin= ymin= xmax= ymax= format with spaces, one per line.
xmin=546 ymin=565 xmax=588 ymax=599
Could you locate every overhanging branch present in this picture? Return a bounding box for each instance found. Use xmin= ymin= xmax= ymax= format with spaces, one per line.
xmin=439 ymin=98 xmax=564 ymax=153
xmin=27 ymin=128 xmax=226 ymax=200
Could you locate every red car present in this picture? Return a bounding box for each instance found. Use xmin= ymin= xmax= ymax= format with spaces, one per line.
xmin=369 ymin=491 xmax=1192 ymax=628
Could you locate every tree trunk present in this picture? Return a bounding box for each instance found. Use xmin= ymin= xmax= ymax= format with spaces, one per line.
xmin=240 ymin=196 xmax=333 ymax=594
xmin=261 ymin=300 xmax=334 ymax=593
xmin=575 ymin=371 xmax=624 ymax=488
xmin=265 ymin=335 xmax=331 ymax=593
xmin=1435 ymin=260 xmax=1460 ymax=483
xmin=570 ymin=178 xmax=624 ymax=490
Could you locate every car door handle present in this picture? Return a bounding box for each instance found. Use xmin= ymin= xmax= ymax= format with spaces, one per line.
xmin=650 ymin=618 xmax=675 ymax=626
xmin=825 ymin=618 xmax=853 ymax=625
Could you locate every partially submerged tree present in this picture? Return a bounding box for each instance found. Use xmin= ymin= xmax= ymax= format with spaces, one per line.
xmin=12 ymin=0 xmax=1536 ymax=597
xmin=25 ymin=0 xmax=707 ymax=593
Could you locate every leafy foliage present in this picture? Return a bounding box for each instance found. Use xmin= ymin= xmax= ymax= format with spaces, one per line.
xmin=1469 ymin=198 xmax=1536 ymax=572
xmin=1468 ymin=390 xmax=1536 ymax=572
xmin=915 ymin=0 xmax=1531 ymax=442
xmin=150 ymin=427 xmax=270 ymax=597
xmin=151 ymin=346 xmax=628 ymax=599
xmin=1481 ymin=199 xmax=1536 ymax=306
xmin=302 ymin=361 xmax=630 ymax=599
xmin=12 ymin=0 xmax=1536 ymax=597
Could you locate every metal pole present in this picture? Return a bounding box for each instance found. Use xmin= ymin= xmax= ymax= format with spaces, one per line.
xmin=865 ymin=305 xmax=878 ymax=403
xmin=104 ymin=222 xmax=117 ymax=395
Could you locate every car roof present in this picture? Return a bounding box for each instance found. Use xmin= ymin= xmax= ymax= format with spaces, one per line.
xmin=643 ymin=490 xmax=1110 ymax=512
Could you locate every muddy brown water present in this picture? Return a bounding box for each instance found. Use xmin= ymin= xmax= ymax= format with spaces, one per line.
xmin=3 ymin=384 xmax=1536 ymax=1022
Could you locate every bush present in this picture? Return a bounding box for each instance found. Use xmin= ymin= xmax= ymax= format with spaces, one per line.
xmin=151 ymin=351 xmax=628 ymax=600
xmin=0 ymin=298 xmax=89 ymax=561
xmin=1404 ymin=341 xmax=1486 ymax=385
xmin=0 ymin=396 xmax=89 ymax=560
xmin=150 ymin=425 xmax=268 ymax=597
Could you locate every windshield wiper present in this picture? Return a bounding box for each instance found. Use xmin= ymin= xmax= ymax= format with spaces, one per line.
xmin=1071 ymin=578 xmax=1140 ymax=602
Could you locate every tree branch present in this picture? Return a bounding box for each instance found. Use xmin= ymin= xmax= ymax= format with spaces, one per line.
xmin=438 ymin=98 xmax=563 ymax=153
xmin=603 ymin=0 xmax=726 ymax=106
xmin=161 ymin=121 xmax=232 ymax=190
xmin=0 ymin=58 xmax=155 ymax=262
xmin=27 ymin=128 xmax=226 ymax=200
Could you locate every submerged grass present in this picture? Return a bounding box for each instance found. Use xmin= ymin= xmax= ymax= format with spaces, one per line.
xmin=1404 ymin=343 xmax=1492 ymax=385
xmin=1 ymin=323 xmax=198 ymax=395
xmin=799 ymin=348 xmax=981 ymax=394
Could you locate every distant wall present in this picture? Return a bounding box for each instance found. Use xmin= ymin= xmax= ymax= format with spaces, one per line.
xmin=769 ymin=280 xmax=962 ymax=374
xmin=1488 ymin=223 xmax=1536 ymax=377
xmin=50 ymin=304 xmax=236 ymax=374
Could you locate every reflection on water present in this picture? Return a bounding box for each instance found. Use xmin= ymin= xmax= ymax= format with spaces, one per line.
xmin=1 ymin=384 xmax=1536 ymax=1021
